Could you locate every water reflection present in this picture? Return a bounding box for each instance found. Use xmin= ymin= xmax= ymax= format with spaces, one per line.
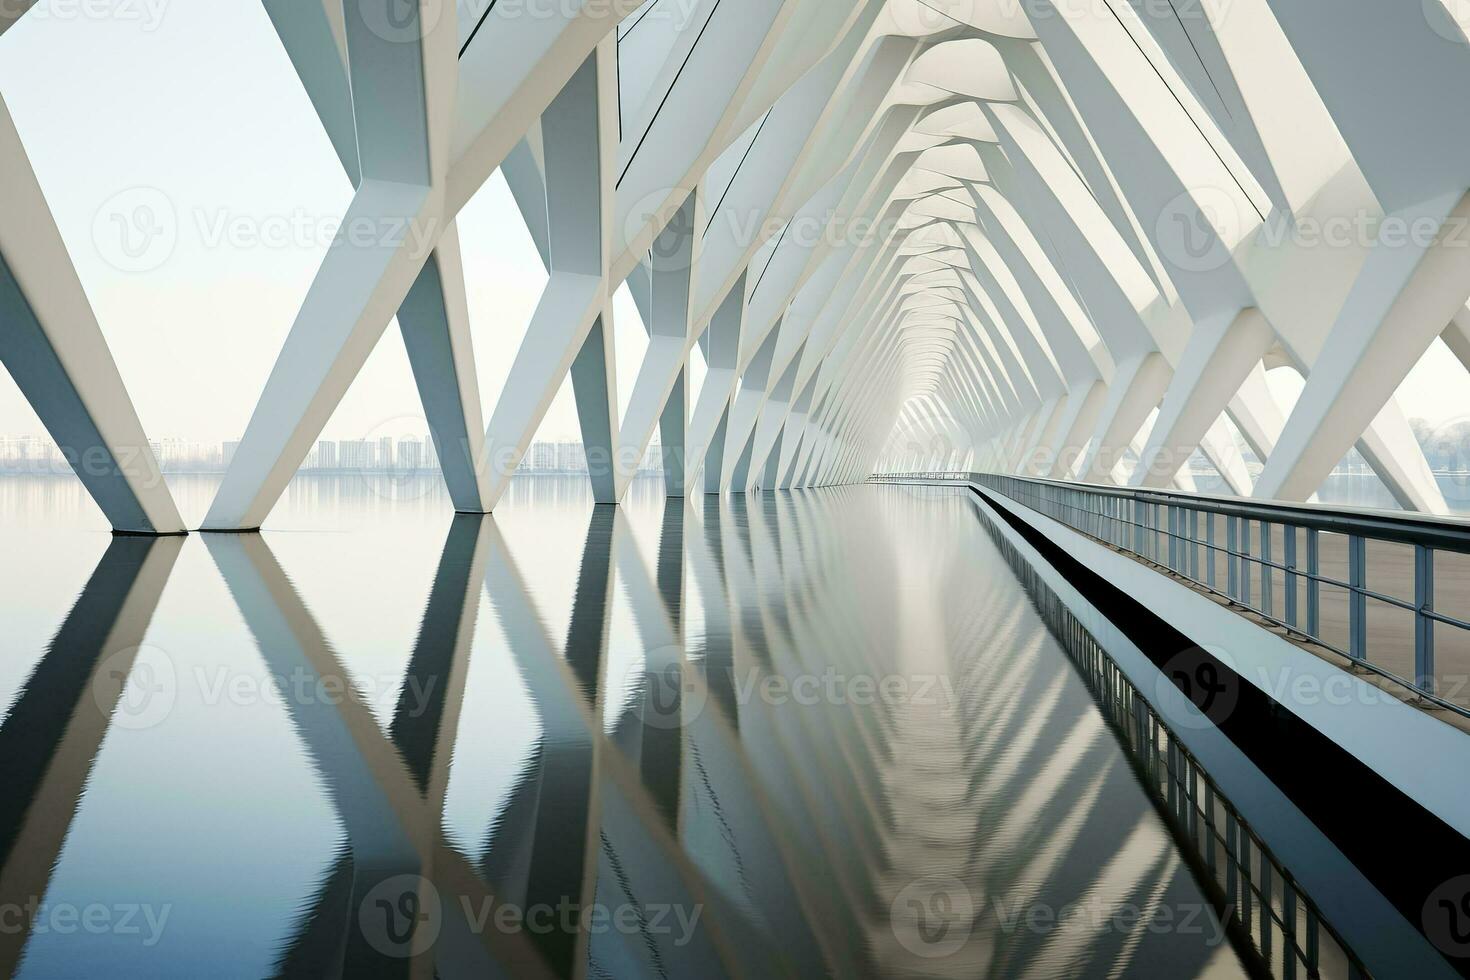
xmin=0 ymin=535 xmax=181 ymax=976
xmin=0 ymin=478 xmax=1260 ymax=977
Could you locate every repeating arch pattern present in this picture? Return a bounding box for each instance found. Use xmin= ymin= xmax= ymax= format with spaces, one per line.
xmin=4 ymin=0 xmax=1470 ymax=532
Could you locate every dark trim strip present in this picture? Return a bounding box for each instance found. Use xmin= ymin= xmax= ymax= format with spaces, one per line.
xmin=616 ymin=0 xmax=724 ymax=189
xmin=459 ymin=0 xmax=501 ymax=60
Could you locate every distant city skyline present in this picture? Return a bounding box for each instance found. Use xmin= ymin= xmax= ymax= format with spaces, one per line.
xmin=0 ymin=434 xmax=665 ymax=476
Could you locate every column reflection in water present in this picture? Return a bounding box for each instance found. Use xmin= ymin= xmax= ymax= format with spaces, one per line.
xmin=0 ymin=477 xmax=1267 ymax=978
xmin=0 ymin=536 xmax=180 ymax=977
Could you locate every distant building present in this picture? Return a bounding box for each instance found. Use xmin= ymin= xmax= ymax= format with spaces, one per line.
xmin=556 ymin=441 xmax=583 ymax=473
xmin=378 ymin=436 xmax=395 ymax=473
xmin=641 ymin=442 xmax=661 ymax=473
xmin=339 ymin=440 xmax=373 ymax=471
xmin=398 ymin=437 xmax=422 ymax=472
xmin=316 ymin=440 xmax=337 ymax=470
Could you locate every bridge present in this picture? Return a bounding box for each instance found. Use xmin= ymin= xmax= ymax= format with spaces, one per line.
xmin=3 ymin=1 xmax=1470 ymax=977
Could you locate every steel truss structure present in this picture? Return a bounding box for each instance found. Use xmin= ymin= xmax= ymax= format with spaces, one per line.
xmin=4 ymin=0 xmax=1470 ymax=533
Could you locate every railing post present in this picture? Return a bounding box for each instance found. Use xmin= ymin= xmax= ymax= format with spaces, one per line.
xmin=1284 ymin=527 xmax=1298 ymax=628
xmin=1349 ymin=534 xmax=1367 ymax=663
xmin=1189 ymin=509 xmax=1200 ymax=579
xmin=1206 ymin=513 xmax=1216 ymax=588
xmin=1306 ymin=528 xmax=1320 ymax=636
xmin=1152 ymin=502 xmax=1162 ymax=562
xmin=1416 ymin=544 xmax=1436 ymax=696
xmin=1168 ymin=506 xmax=1178 ymax=570
xmin=1261 ymin=523 xmax=1273 ymax=619
xmin=1226 ymin=516 xmax=1238 ymax=599
xmin=1283 ymin=883 xmax=1300 ymax=980
xmin=1240 ymin=518 xmax=1253 ymax=606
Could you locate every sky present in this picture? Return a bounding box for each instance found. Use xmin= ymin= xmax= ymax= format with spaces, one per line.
xmin=0 ymin=0 xmax=1466 ymax=452
xmin=0 ymin=0 xmax=657 ymax=448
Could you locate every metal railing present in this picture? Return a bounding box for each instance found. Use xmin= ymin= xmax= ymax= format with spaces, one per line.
xmin=872 ymin=471 xmax=1470 ymax=717
xmin=977 ymin=508 xmax=1367 ymax=979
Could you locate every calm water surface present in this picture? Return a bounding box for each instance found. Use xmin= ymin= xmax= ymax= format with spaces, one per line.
xmin=0 ymin=475 xmax=1249 ymax=978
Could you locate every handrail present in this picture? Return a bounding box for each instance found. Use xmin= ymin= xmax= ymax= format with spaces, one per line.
xmin=871 ymin=470 xmax=1470 ymax=717
xmin=870 ymin=471 xmax=1470 ymax=552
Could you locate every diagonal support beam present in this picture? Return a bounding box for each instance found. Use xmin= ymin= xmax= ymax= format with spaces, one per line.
xmin=0 ymin=95 xmax=184 ymax=534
